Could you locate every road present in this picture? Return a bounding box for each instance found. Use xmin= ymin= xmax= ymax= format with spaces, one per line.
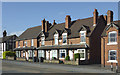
xmin=2 ymin=60 xmax=115 ymax=73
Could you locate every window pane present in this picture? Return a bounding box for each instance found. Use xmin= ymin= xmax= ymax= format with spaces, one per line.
xmin=109 ymin=50 xmax=116 ymax=61
xmin=109 ymin=32 xmax=117 ymax=43
xmin=63 ymin=35 xmax=67 ymax=43
xmin=80 ymin=53 xmax=84 ymax=58
xmin=61 ymin=53 xmax=65 ymax=58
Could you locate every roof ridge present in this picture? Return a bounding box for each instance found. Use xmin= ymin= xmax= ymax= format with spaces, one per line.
xmin=28 ymin=25 xmax=41 ymax=29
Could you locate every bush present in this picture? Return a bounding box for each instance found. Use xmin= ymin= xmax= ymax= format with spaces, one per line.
xmin=74 ymin=53 xmax=80 ymax=61
xmin=3 ymin=51 xmax=15 ymax=59
xmin=52 ymin=57 xmax=56 ymax=60
xmin=65 ymin=55 xmax=70 ymax=61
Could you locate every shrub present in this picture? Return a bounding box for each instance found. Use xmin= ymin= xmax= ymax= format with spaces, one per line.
xmin=3 ymin=51 xmax=15 ymax=59
xmin=65 ymin=55 xmax=70 ymax=61
xmin=52 ymin=57 xmax=56 ymax=60
xmin=74 ymin=53 xmax=80 ymax=61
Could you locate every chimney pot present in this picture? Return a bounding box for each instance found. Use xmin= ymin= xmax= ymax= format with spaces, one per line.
xmin=53 ymin=20 xmax=56 ymax=25
xmin=3 ymin=30 xmax=7 ymax=37
xmin=93 ymin=9 xmax=98 ymax=26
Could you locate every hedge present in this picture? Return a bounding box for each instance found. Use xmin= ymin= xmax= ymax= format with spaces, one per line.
xmin=65 ymin=55 xmax=70 ymax=61
xmin=3 ymin=51 xmax=15 ymax=59
xmin=74 ymin=53 xmax=80 ymax=61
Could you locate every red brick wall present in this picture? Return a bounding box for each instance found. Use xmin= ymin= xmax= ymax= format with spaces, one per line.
xmin=101 ymin=26 xmax=119 ymax=67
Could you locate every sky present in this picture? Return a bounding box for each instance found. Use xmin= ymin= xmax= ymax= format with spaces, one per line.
xmin=2 ymin=2 xmax=118 ymax=37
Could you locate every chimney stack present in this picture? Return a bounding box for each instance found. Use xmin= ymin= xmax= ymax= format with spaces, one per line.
xmin=104 ymin=15 xmax=107 ymax=21
xmin=45 ymin=21 xmax=51 ymax=32
xmin=53 ymin=20 xmax=56 ymax=25
xmin=107 ymin=10 xmax=113 ymax=25
xmin=41 ymin=19 xmax=46 ymax=32
xmin=65 ymin=15 xmax=71 ymax=29
xmin=93 ymin=9 xmax=98 ymax=26
xmin=3 ymin=30 xmax=7 ymax=37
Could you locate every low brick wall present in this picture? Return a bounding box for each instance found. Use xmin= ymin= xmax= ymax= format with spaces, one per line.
xmin=7 ymin=56 xmax=14 ymax=60
xmin=16 ymin=57 xmax=26 ymax=61
xmin=64 ymin=60 xmax=79 ymax=65
xmin=44 ymin=60 xmax=59 ymax=64
xmin=28 ymin=59 xmax=33 ymax=62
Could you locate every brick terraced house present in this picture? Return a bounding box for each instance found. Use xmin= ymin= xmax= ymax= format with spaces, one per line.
xmin=14 ymin=9 xmax=108 ymax=64
xmin=101 ymin=10 xmax=120 ymax=68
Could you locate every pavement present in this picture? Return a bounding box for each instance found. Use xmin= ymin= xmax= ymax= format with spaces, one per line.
xmin=2 ymin=59 xmax=116 ymax=73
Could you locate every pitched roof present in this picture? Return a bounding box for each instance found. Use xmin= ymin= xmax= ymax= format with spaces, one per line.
xmin=101 ymin=20 xmax=120 ymax=37
xmin=0 ymin=35 xmax=17 ymax=42
xmin=45 ymin=15 xmax=104 ymax=40
xmin=17 ymin=15 xmax=105 ymax=41
xmin=17 ymin=26 xmax=42 ymax=40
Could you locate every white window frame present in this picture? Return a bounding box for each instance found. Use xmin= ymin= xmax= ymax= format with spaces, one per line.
xmin=25 ymin=41 xmax=27 ymax=47
xmin=107 ymin=50 xmax=117 ymax=63
xmin=107 ymin=31 xmax=117 ymax=45
xmin=59 ymin=49 xmax=66 ymax=58
xmin=31 ymin=39 xmax=34 ymax=46
xmin=23 ymin=41 xmax=25 ymax=47
xmin=23 ymin=51 xmax=25 ymax=57
xmin=38 ymin=50 xmax=44 ymax=58
xmin=18 ymin=41 xmax=20 ymax=48
xmin=52 ymin=50 xmax=57 ymax=58
xmin=54 ymin=34 xmax=58 ymax=45
xmin=77 ymin=49 xmax=86 ymax=60
xmin=41 ymin=36 xmax=45 ymax=46
xmin=16 ymin=51 xmax=18 ymax=57
xmin=28 ymin=50 xmax=32 ymax=57
xmin=62 ymin=33 xmax=67 ymax=45
xmin=80 ymin=31 xmax=86 ymax=43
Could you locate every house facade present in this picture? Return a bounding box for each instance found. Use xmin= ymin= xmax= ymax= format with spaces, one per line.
xmin=0 ymin=30 xmax=17 ymax=58
xmin=101 ymin=10 xmax=120 ymax=68
xmin=14 ymin=9 xmax=107 ymax=64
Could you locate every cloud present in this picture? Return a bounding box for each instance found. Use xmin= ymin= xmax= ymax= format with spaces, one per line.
xmin=9 ymin=31 xmax=24 ymax=36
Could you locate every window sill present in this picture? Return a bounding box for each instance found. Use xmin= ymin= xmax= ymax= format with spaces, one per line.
xmin=62 ymin=43 xmax=67 ymax=45
xmin=107 ymin=42 xmax=117 ymax=45
xmin=80 ymin=42 xmax=86 ymax=44
xmin=107 ymin=60 xmax=118 ymax=63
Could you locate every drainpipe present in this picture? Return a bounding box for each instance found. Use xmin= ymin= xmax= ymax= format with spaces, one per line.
xmin=103 ymin=38 xmax=105 ymax=67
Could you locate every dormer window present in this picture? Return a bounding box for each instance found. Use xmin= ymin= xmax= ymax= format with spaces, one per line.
xmin=31 ymin=39 xmax=34 ymax=46
xmin=80 ymin=31 xmax=86 ymax=43
xmin=41 ymin=36 xmax=45 ymax=46
xmin=25 ymin=41 xmax=27 ymax=46
xmin=108 ymin=31 xmax=117 ymax=45
xmin=18 ymin=41 xmax=20 ymax=48
xmin=62 ymin=33 xmax=67 ymax=45
xmin=54 ymin=34 xmax=58 ymax=45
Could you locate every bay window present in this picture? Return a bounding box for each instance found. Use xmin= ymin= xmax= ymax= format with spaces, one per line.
xmin=52 ymin=50 xmax=57 ymax=59
xmin=38 ymin=50 xmax=44 ymax=58
xmin=28 ymin=50 xmax=32 ymax=57
xmin=60 ymin=50 xmax=66 ymax=58
xmin=77 ymin=49 xmax=85 ymax=60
